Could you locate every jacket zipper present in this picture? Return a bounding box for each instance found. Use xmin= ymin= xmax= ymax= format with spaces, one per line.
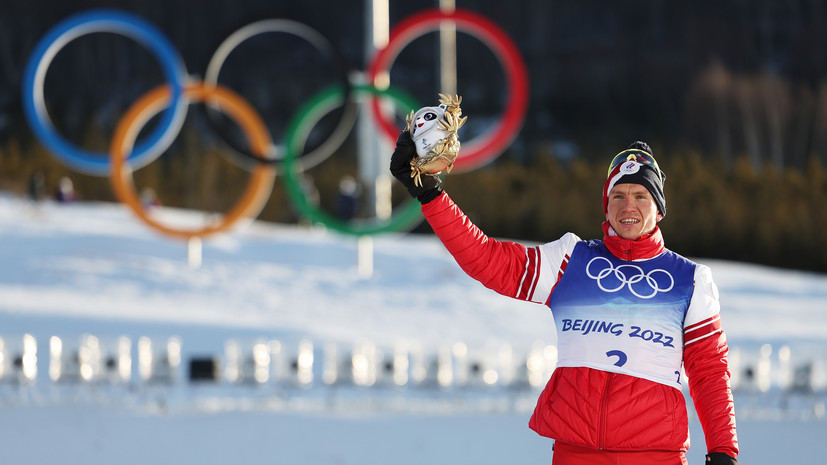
xmin=598 ymin=373 xmax=612 ymax=450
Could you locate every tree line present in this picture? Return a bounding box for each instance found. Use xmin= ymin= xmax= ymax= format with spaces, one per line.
xmin=2 ymin=130 xmax=825 ymax=273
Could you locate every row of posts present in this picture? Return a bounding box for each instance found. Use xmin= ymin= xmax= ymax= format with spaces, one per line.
xmin=0 ymin=334 xmax=558 ymax=392
xmin=1 ymin=334 xmax=825 ymax=395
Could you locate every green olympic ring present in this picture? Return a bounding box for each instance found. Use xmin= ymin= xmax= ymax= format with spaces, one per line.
xmin=282 ymin=84 xmax=422 ymax=236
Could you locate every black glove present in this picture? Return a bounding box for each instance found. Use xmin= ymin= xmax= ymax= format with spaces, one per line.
xmin=705 ymin=453 xmax=738 ymax=465
xmin=389 ymin=130 xmax=442 ymax=204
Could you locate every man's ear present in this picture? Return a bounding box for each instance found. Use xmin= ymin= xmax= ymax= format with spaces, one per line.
xmin=657 ymin=213 xmax=663 ymax=222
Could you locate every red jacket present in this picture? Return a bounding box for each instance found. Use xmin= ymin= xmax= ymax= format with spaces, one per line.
xmin=421 ymin=192 xmax=738 ymax=456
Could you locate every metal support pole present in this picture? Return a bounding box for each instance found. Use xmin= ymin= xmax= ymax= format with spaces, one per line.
xmin=439 ymin=0 xmax=457 ymax=96
xmin=358 ymin=0 xmax=392 ymax=221
xmin=355 ymin=0 xmax=392 ymax=279
xmin=188 ymin=236 xmax=202 ymax=269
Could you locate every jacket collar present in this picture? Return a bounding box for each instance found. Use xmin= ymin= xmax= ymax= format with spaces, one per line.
xmin=601 ymin=221 xmax=665 ymax=261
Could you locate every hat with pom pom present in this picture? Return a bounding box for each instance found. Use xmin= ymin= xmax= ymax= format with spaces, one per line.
xmin=602 ymin=141 xmax=667 ymax=218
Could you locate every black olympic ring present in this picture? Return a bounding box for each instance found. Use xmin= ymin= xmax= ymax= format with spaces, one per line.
xmin=202 ymin=18 xmax=358 ymax=172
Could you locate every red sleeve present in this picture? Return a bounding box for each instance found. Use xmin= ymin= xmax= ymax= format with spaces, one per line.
xmin=421 ymin=192 xmax=532 ymax=299
xmin=683 ymin=329 xmax=739 ymax=457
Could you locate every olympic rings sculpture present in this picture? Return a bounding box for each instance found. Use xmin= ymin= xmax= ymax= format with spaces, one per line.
xmin=22 ymin=7 xmax=529 ymax=239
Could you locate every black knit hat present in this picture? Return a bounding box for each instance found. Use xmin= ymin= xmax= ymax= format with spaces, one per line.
xmin=602 ymin=141 xmax=667 ymax=217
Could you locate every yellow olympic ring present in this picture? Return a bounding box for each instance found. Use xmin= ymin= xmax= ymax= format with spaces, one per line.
xmin=109 ymin=82 xmax=275 ymax=240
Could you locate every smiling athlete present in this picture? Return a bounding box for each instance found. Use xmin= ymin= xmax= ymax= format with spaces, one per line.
xmin=391 ymin=137 xmax=739 ymax=465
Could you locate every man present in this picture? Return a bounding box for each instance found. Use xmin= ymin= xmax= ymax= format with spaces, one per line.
xmin=390 ymin=134 xmax=739 ymax=465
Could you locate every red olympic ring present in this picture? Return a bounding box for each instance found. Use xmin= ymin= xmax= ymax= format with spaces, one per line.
xmin=366 ymin=8 xmax=530 ymax=172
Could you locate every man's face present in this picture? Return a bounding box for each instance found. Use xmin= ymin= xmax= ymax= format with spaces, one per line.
xmin=606 ymin=183 xmax=662 ymax=240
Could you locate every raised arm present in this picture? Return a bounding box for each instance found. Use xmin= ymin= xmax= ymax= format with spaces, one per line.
xmin=390 ymin=130 xmax=530 ymax=297
xmin=421 ymin=191 xmax=536 ymax=298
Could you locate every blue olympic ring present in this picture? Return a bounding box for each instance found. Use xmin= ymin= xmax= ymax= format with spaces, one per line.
xmin=21 ymin=9 xmax=188 ymax=175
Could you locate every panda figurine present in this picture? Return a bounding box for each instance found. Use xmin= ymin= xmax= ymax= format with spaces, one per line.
xmin=405 ymin=94 xmax=467 ymax=187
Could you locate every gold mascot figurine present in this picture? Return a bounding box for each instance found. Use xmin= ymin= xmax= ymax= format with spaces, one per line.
xmin=406 ymin=93 xmax=467 ymax=187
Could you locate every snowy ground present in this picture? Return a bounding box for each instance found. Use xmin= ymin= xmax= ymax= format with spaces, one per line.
xmin=1 ymin=193 xmax=825 ymax=464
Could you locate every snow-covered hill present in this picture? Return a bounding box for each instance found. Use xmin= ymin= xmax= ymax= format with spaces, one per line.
xmin=1 ymin=193 xmax=825 ymax=464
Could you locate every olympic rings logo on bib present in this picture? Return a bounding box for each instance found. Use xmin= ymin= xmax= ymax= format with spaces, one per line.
xmin=585 ymin=257 xmax=675 ymax=299
xmin=22 ymin=8 xmax=529 ymax=239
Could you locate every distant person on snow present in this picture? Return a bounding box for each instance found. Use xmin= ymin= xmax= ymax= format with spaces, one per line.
xmin=28 ymin=172 xmax=46 ymax=202
xmin=391 ymin=134 xmax=738 ymax=465
xmin=334 ymin=176 xmax=361 ymax=221
xmin=55 ymin=176 xmax=76 ymax=203
xmin=140 ymin=187 xmax=162 ymax=209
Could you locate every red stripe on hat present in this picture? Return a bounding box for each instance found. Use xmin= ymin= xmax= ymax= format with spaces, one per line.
xmin=603 ymin=164 xmax=624 ymax=214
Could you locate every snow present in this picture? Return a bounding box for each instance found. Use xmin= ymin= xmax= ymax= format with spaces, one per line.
xmin=1 ymin=192 xmax=825 ymax=464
